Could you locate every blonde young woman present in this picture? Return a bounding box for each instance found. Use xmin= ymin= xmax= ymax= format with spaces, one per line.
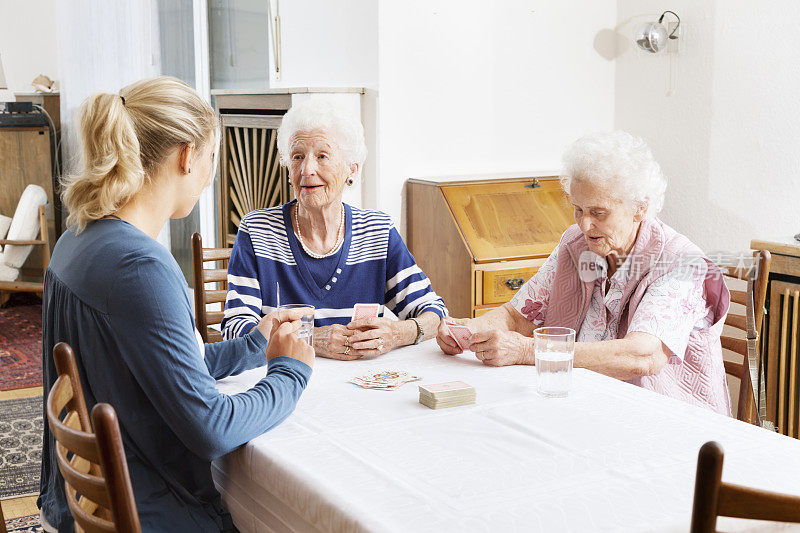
xmin=39 ymin=77 xmax=314 ymax=533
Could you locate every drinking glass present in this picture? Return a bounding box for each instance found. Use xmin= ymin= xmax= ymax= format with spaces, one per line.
xmin=533 ymin=327 xmax=576 ymax=398
xmin=277 ymin=304 xmax=315 ymax=346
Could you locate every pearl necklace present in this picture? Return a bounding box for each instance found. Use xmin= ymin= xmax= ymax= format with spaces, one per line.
xmin=294 ymin=203 xmax=345 ymax=259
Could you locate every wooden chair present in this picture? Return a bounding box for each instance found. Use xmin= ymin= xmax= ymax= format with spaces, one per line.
xmin=0 ymin=204 xmax=50 ymax=306
xmin=191 ymin=232 xmax=231 ymax=343
xmin=691 ymin=440 xmax=800 ymax=532
xmin=46 ymin=342 xmax=141 ymax=533
xmin=0 ymin=498 xmax=7 ymax=533
xmin=721 ymin=250 xmax=771 ymax=423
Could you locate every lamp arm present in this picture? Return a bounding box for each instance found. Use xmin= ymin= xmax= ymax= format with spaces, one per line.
xmin=658 ymin=10 xmax=681 ymax=39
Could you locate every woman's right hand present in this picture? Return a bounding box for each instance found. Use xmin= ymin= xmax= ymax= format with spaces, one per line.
xmin=266 ymin=321 xmax=315 ymax=368
xmin=314 ymin=324 xmax=360 ymax=360
xmin=255 ymin=306 xmax=314 ymax=341
xmin=436 ymin=317 xmax=473 ymax=356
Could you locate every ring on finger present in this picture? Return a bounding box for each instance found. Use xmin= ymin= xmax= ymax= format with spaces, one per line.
xmin=377 ymin=338 xmax=385 ymax=351
xmin=344 ymin=344 xmax=351 ymax=355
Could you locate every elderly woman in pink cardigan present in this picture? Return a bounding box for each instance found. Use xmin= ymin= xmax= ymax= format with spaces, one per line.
xmin=437 ymin=131 xmax=732 ymax=415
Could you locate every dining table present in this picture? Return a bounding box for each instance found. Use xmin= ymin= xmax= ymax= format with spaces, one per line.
xmin=212 ymin=339 xmax=800 ymax=532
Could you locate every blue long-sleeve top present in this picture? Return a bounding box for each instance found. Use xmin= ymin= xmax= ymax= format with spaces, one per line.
xmin=221 ymin=201 xmax=448 ymax=338
xmin=39 ymin=218 xmax=312 ymax=533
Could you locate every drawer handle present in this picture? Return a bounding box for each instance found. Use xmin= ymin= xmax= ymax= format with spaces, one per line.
xmin=505 ymin=278 xmax=524 ymax=290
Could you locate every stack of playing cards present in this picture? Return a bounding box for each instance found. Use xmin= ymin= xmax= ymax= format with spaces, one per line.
xmin=418 ymin=381 xmax=476 ymax=409
xmin=349 ymin=370 xmax=421 ymax=390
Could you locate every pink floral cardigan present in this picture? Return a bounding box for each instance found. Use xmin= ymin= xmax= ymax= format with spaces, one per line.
xmin=510 ymin=218 xmax=732 ymax=416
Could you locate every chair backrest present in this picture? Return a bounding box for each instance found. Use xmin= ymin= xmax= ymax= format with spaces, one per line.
xmin=691 ymin=440 xmax=800 ymax=532
xmin=723 ymin=250 xmax=771 ymax=333
xmin=191 ymin=232 xmax=231 ymax=343
xmin=46 ymin=342 xmax=141 ymax=533
xmin=721 ymin=250 xmax=771 ymax=423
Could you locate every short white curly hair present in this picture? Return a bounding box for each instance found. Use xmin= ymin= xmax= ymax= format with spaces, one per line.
xmin=277 ymin=99 xmax=367 ymax=168
xmin=560 ymin=130 xmax=667 ymax=218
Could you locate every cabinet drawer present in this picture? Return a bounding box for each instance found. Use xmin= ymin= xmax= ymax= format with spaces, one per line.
xmin=481 ymin=267 xmax=539 ymax=305
xmin=473 ymin=305 xmax=499 ymax=318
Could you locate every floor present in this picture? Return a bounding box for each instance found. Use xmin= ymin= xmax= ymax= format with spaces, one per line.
xmin=0 ymin=290 xmax=43 ymax=527
xmin=1 ymin=386 xmax=43 ymax=523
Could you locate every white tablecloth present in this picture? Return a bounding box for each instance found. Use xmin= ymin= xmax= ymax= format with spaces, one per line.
xmin=213 ymin=340 xmax=800 ymax=533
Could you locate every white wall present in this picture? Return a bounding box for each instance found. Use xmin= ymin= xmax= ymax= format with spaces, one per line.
xmin=375 ymin=0 xmax=617 ymax=233
xmin=1 ymin=0 xmax=59 ymax=92
xmin=615 ymin=1 xmax=800 ymax=254
xmin=30 ymin=0 xmax=798 ymax=254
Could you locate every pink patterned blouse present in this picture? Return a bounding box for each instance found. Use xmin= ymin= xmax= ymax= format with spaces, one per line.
xmin=510 ymin=245 xmax=715 ymax=362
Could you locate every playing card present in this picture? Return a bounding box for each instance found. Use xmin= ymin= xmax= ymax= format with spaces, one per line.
xmin=353 ymin=303 xmax=380 ymax=321
xmin=349 ymin=370 xmax=421 ymax=390
xmin=446 ymin=321 xmax=474 ymax=351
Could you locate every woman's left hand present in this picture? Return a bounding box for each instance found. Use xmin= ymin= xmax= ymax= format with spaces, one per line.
xmin=468 ymin=330 xmax=534 ymax=367
xmin=346 ymin=317 xmax=407 ymax=356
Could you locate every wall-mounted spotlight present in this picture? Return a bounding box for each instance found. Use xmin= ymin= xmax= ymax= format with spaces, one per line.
xmin=635 ymin=11 xmax=680 ymax=54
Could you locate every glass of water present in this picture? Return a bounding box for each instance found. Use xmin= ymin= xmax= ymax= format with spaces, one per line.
xmin=277 ymin=304 xmax=315 ymax=345
xmin=533 ymin=327 xmax=576 ymax=398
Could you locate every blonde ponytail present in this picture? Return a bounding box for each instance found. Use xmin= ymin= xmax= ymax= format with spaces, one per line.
xmin=62 ymin=76 xmax=218 ymax=233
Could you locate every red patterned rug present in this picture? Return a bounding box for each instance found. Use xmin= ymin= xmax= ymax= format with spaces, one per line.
xmin=0 ymin=293 xmax=42 ymax=391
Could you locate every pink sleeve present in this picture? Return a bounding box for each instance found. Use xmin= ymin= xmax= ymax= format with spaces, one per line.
xmin=509 ymin=246 xmax=560 ymax=326
xmin=627 ymin=258 xmax=711 ymax=360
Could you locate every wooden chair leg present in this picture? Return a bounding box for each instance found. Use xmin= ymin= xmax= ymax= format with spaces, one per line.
xmin=691 ymin=441 xmax=724 ymax=533
xmin=0 ymin=291 xmax=9 ymax=308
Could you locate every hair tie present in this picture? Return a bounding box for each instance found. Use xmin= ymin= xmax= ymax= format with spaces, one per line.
xmin=120 ymin=95 xmax=126 ymax=105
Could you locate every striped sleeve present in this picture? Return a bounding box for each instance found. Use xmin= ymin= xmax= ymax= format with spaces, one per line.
xmin=384 ymin=226 xmax=448 ymax=320
xmin=222 ymin=219 xmax=263 ymax=339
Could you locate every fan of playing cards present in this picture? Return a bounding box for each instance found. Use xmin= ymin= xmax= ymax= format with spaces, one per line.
xmin=353 ymin=303 xmax=380 ymax=321
xmin=445 ymin=320 xmax=474 ymax=351
xmin=349 ymin=370 xmax=422 ymax=390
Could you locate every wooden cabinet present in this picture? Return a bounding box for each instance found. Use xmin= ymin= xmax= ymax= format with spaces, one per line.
xmin=407 ymin=176 xmax=573 ymax=318
xmin=0 ymin=126 xmax=54 ymax=282
xmin=15 ymin=92 xmax=62 ymax=237
xmin=752 ymin=239 xmax=800 ymax=438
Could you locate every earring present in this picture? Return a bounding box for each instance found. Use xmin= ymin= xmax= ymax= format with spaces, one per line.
xmin=346 ymin=178 xmax=354 ymax=186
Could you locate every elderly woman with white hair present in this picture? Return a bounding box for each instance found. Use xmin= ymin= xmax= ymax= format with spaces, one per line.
xmin=437 ymin=131 xmax=732 ymax=415
xmin=222 ymin=100 xmax=447 ymax=359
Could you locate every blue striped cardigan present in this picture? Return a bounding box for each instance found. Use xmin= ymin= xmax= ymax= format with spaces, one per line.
xmin=222 ymin=201 xmax=447 ymax=338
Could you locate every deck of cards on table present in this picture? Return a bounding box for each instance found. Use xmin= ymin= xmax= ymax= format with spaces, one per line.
xmin=349 ymin=370 xmax=421 ymax=390
xmin=353 ymin=303 xmax=380 ymax=321
xmin=445 ymin=320 xmax=474 ymax=351
xmin=418 ymin=381 xmax=476 ymax=409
